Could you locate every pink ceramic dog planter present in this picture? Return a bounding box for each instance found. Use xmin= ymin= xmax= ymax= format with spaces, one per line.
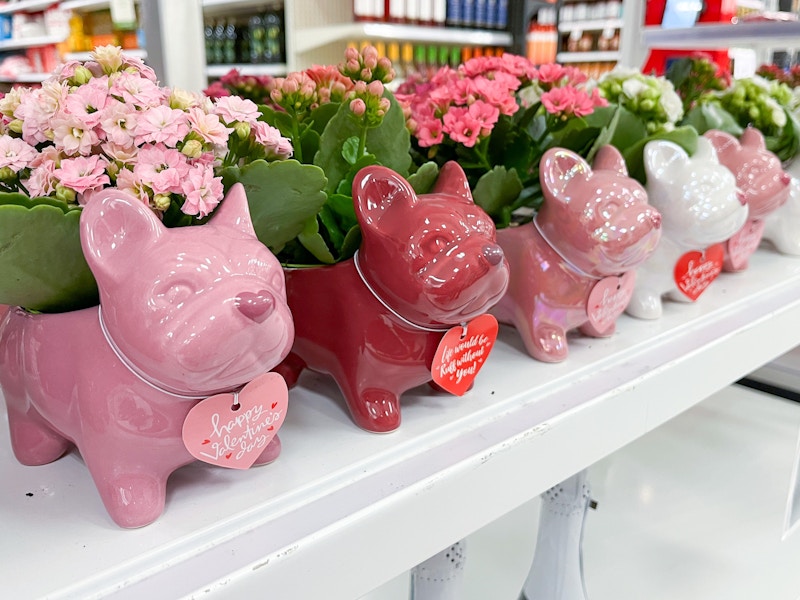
xmin=0 ymin=184 xmax=294 ymax=528
xmin=491 ymin=146 xmax=662 ymax=363
xmin=705 ymin=128 xmax=791 ymax=271
xmin=275 ymin=162 xmax=510 ymax=433
xmin=626 ymin=137 xmax=749 ymax=319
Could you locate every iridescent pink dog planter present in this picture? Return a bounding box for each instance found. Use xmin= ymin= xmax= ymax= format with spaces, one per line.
xmin=0 ymin=184 xmax=294 ymax=528
xmin=491 ymin=146 xmax=662 ymax=362
xmin=705 ymin=127 xmax=792 ymax=271
xmin=276 ymin=162 xmax=510 ymax=433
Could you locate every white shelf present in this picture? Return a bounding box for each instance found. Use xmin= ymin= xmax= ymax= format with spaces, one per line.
xmin=60 ymin=0 xmax=139 ymax=9
xmin=0 ymin=0 xmax=58 ymax=15
xmin=0 ymin=33 xmax=65 ymax=50
xmin=558 ymin=18 xmax=623 ymax=33
xmin=2 ymin=248 xmax=800 ymax=598
xmin=206 ymin=63 xmax=285 ymax=77
xmin=0 ymin=71 xmax=49 ymax=82
xmin=293 ymin=22 xmax=512 ymax=55
xmin=642 ymin=21 xmax=800 ymax=49
xmin=557 ymin=50 xmax=621 ymax=62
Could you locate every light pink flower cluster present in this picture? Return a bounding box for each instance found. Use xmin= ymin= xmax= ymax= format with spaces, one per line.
xmin=396 ymin=55 xmax=606 ymax=148
xmin=0 ymin=45 xmax=292 ymax=218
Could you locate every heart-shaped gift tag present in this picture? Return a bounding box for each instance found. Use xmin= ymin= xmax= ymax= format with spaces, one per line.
xmin=674 ymin=244 xmax=724 ymax=301
xmin=431 ymin=313 xmax=499 ymax=396
xmin=587 ymin=272 xmax=636 ymax=333
xmin=726 ymin=219 xmax=765 ymax=271
xmin=182 ymin=372 xmax=288 ymax=470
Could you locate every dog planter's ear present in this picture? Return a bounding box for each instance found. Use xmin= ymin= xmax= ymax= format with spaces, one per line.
xmin=740 ymin=126 xmax=767 ymax=151
xmin=80 ymin=189 xmax=164 ymax=285
xmin=353 ymin=165 xmax=417 ymax=230
xmin=704 ymin=129 xmax=740 ymax=159
xmin=592 ymin=144 xmax=628 ymax=175
xmin=431 ymin=161 xmax=474 ymax=205
xmin=540 ymin=148 xmax=592 ymax=203
xmin=644 ymin=140 xmax=688 ymax=184
xmin=693 ymin=136 xmax=718 ymax=163
xmin=208 ymin=182 xmax=257 ymax=238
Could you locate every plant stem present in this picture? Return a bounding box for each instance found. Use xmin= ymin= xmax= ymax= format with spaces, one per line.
xmin=357 ymin=121 xmax=368 ymax=159
xmin=291 ymin=115 xmax=304 ymax=163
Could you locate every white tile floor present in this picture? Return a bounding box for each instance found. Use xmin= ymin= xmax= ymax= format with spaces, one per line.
xmin=360 ymin=384 xmax=800 ymax=600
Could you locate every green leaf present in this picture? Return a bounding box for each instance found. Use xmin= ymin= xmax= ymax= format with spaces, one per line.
xmin=472 ymin=166 xmax=523 ymax=219
xmin=315 ymin=92 xmax=411 ymax=193
xmin=586 ymin=105 xmax=623 ymax=163
xmin=297 ymin=216 xmax=336 ymax=264
xmin=622 ymin=126 xmax=699 ymax=184
xmin=318 ymin=205 xmax=345 ymax=253
xmin=682 ymin=102 xmax=743 ymax=136
xmin=342 ymin=136 xmax=361 ymax=165
xmin=0 ymin=195 xmax=99 ymax=312
xmin=339 ymin=224 xmax=362 ymax=260
xmin=221 ymin=159 xmax=328 ymax=253
xmin=606 ymin=105 xmax=648 ymax=151
xmin=326 ymin=193 xmax=358 ymax=231
xmin=299 ymin=127 xmax=321 ymax=165
xmin=407 ymin=161 xmax=440 ymax=194
xmin=307 ymin=102 xmax=341 ymax=135
xmin=335 ymin=153 xmax=377 ymax=195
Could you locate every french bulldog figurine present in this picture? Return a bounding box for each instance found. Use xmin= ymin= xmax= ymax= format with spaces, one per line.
xmin=705 ymin=127 xmax=792 ymax=271
xmin=0 ymin=184 xmax=294 ymax=528
xmin=626 ymin=137 xmax=749 ymax=319
xmin=491 ymin=145 xmax=662 ymax=362
xmin=275 ymin=162 xmax=510 ymax=433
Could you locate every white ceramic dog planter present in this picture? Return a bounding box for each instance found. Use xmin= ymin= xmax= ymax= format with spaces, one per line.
xmin=763 ymin=175 xmax=800 ymax=256
xmin=626 ymin=138 xmax=749 ymax=320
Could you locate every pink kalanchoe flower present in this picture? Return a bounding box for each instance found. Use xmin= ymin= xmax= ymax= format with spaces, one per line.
xmin=115 ymin=167 xmax=152 ymax=205
xmin=186 ymin=106 xmax=233 ymax=148
xmin=213 ymin=95 xmax=260 ymax=125
xmin=541 ymin=86 xmax=597 ymax=118
xmin=181 ymin=165 xmax=223 ymax=217
xmin=536 ymin=63 xmax=568 ymax=85
xmin=136 ymin=105 xmax=191 ymax=146
xmin=134 ymin=144 xmax=191 ymax=195
xmin=51 ymin=114 xmax=101 ymax=156
xmin=252 ymin=121 xmax=293 ymax=159
xmin=65 ymin=78 xmax=111 ymax=129
xmin=102 ymin=141 xmax=139 ymax=165
xmin=111 ymin=71 xmax=165 ymax=108
xmin=0 ymin=136 xmax=38 ymax=172
xmin=443 ymin=106 xmax=482 ymax=147
xmin=100 ymin=100 xmax=139 ymax=149
xmin=415 ymin=117 xmax=444 ymax=147
xmin=53 ymin=154 xmax=110 ymax=198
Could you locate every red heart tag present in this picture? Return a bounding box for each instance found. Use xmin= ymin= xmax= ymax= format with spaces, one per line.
xmin=674 ymin=244 xmax=724 ymax=301
xmin=587 ymin=272 xmax=636 ymax=333
xmin=726 ymin=219 xmax=765 ymax=270
xmin=431 ymin=314 xmax=499 ymax=396
xmin=182 ymin=372 xmax=288 ymax=470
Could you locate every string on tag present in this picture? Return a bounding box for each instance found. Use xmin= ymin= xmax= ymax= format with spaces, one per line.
xmin=352 ymin=250 xmax=454 ymax=333
xmin=231 ymin=390 xmax=241 ymax=411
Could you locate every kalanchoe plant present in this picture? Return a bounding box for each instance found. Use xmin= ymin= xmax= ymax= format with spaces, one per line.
xmin=0 ymin=45 xmax=296 ymax=313
xmin=204 ymin=68 xmax=274 ymax=104
xmin=219 ymin=45 xmax=411 ymax=266
xmin=396 ymin=56 xmax=609 ymax=227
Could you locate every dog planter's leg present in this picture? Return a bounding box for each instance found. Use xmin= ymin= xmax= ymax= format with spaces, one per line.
xmin=410 ymin=540 xmax=466 ymax=600
xmin=520 ymin=470 xmax=595 ymax=600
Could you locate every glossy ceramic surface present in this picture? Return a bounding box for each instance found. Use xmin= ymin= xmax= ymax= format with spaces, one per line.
xmin=275 ymin=162 xmax=510 ymax=433
xmin=491 ymin=146 xmax=662 ymax=362
xmin=763 ymin=176 xmax=800 ymax=256
xmin=705 ymin=127 xmax=792 ymax=271
xmin=626 ymin=138 xmax=749 ymax=319
xmin=0 ymin=184 xmax=294 ymax=528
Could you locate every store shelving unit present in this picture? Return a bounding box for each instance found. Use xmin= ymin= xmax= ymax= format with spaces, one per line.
xmin=557 ymin=50 xmax=621 ymax=63
xmin=3 ymin=247 xmax=800 ymax=599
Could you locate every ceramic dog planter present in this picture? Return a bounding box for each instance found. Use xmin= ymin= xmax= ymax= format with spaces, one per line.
xmin=625 ymin=137 xmax=749 ymax=319
xmin=275 ymin=162 xmax=510 ymax=433
xmin=704 ymin=127 xmax=792 ymax=271
xmin=762 ymin=175 xmax=800 ymax=256
xmin=491 ymin=145 xmax=662 ymax=363
xmin=0 ymin=184 xmax=294 ymax=528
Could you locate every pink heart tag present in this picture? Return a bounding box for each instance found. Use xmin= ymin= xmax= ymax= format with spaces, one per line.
xmin=587 ymin=272 xmax=636 ymax=333
xmin=431 ymin=313 xmax=499 ymax=396
xmin=726 ymin=219 xmax=765 ymax=270
xmin=182 ymin=372 xmax=288 ymax=470
xmin=674 ymin=244 xmax=724 ymax=301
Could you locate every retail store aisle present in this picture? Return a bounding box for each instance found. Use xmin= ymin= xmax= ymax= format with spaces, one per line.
xmin=362 ymin=385 xmax=800 ymax=599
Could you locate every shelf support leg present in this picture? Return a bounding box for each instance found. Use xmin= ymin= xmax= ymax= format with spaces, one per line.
xmin=409 ymin=540 xmax=466 ymax=600
xmin=520 ymin=469 xmax=595 ymax=600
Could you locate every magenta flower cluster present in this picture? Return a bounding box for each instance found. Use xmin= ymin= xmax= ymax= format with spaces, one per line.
xmin=396 ymin=56 xmax=607 ymax=149
xmin=0 ymin=45 xmax=292 ymax=218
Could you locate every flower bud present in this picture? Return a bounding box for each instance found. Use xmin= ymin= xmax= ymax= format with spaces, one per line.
xmin=349 ymin=98 xmax=366 ymax=117
xmin=0 ymin=166 xmax=15 ymax=181
xmin=181 ymin=139 xmax=204 ymax=159
xmin=55 ymin=184 xmax=76 ymax=204
xmin=71 ymin=66 xmax=93 ymax=86
xmin=8 ymin=119 xmax=23 ymax=134
xmin=234 ymin=121 xmax=251 ymax=139
xmin=153 ymin=193 xmax=172 ymax=211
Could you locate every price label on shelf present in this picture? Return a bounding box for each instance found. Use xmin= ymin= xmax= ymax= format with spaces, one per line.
xmin=110 ymin=0 xmax=137 ymax=30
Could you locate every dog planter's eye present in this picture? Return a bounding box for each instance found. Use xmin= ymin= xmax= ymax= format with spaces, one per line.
xmin=155 ymin=281 xmax=195 ymax=306
xmin=423 ymin=234 xmax=450 ymax=255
